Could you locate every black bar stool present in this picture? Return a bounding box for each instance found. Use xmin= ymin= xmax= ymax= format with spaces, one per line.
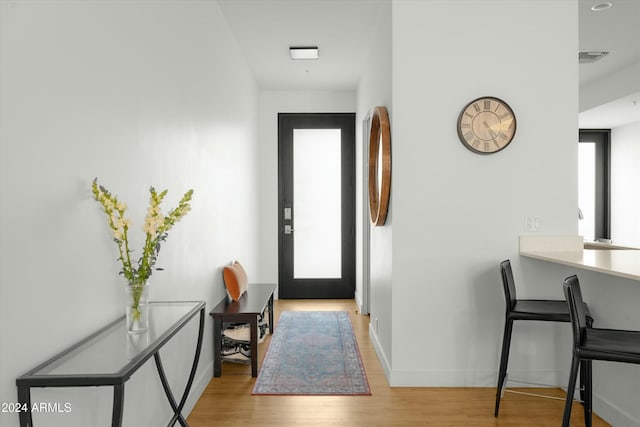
xmin=562 ymin=275 xmax=640 ymax=427
xmin=494 ymin=260 xmax=593 ymax=417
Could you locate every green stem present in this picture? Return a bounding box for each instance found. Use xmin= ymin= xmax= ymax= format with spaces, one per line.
xmin=122 ymin=225 xmax=133 ymax=280
xmin=128 ymin=282 xmax=146 ymax=330
xmin=141 ymin=232 xmax=154 ymax=280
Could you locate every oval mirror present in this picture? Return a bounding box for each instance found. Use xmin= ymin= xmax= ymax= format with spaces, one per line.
xmin=368 ymin=106 xmax=391 ymax=226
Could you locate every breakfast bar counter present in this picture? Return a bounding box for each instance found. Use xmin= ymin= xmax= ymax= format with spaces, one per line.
xmin=520 ymin=249 xmax=640 ymax=281
xmin=519 ymin=235 xmax=640 ymax=281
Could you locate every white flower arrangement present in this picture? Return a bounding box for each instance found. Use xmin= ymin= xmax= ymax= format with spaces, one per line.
xmin=92 ymin=178 xmax=193 ymax=323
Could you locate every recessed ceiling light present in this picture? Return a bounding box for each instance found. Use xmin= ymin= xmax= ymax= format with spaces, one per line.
xmin=289 ymin=46 xmax=319 ymax=60
xmin=591 ymin=2 xmax=612 ymax=11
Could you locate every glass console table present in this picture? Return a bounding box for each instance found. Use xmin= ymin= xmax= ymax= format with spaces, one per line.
xmin=16 ymin=301 xmax=205 ymax=427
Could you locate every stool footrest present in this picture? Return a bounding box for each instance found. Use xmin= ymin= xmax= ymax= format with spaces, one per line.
xmin=505 ymin=389 xmax=582 ymax=403
xmin=505 ymin=378 xmax=558 ymax=388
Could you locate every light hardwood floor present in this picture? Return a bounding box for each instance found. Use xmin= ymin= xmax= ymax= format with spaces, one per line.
xmin=188 ymin=299 xmax=609 ymax=426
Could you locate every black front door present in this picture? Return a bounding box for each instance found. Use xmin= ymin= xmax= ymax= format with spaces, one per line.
xmin=278 ymin=113 xmax=355 ymax=299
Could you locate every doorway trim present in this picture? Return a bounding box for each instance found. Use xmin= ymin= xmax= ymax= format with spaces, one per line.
xmin=360 ymin=111 xmax=371 ymax=314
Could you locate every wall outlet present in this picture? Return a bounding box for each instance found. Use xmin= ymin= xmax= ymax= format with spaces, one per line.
xmin=375 ymin=317 xmax=379 ymax=333
xmin=525 ymin=216 xmax=540 ymax=232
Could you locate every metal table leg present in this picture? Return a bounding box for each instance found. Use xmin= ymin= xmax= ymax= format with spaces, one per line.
xmin=111 ymin=384 xmax=125 ymax=427
xmin=17 ymin=385 xmax=32 ymax=427
xmin=154 ymin=307 xmax=205 ymax=427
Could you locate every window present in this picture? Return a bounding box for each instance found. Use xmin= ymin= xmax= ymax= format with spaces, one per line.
xmin=578 ymin=129 xmax=610 ymax=241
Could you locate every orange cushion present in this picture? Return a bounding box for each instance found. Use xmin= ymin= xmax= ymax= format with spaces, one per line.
xmin=223 ymin=261 xmax=248 ymax=301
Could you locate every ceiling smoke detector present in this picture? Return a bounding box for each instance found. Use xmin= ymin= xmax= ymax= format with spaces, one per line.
xmin=579 ymin=51 xmax=610 ymax=63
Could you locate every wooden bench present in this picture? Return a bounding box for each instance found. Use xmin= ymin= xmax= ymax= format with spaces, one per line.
xmin=209 ymin=283 xmax=276 ymax=377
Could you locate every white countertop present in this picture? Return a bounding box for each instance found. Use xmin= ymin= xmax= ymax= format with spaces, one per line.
xmin=520 ymin=249 xmax=640 ymax=281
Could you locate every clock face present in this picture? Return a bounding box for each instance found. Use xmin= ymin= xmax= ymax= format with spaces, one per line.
xmin=457 ymin=97 xmax=516 ymax=154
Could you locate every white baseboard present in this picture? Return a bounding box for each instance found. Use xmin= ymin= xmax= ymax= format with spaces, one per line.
xmin=355 ymin=292 xmax=363 ymax=313
xmin=389 ymin=369 xmax=561 ymax=388
xmin=368 ymin=323 xmax=391 ymax=382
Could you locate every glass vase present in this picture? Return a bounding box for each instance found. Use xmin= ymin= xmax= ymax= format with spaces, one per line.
xmin=125 ymin=281 xmax=149 ymax=334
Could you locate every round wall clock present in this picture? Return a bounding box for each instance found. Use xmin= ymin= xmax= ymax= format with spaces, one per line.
xmin=456 ymin=96 xmax=516 ymax=154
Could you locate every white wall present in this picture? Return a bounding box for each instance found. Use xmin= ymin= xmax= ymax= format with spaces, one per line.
xmin=355 ymin=1 xmax=393 ymax=377
xmin=611 ymin=121 xmax=640 ymax=247
xmin=390 ymin=0 xmax=578 ymax=387
xmin=256 ymin=90 xmax=356 ymax=289
xmin=0 ymin=1 xmax=259 ymax=426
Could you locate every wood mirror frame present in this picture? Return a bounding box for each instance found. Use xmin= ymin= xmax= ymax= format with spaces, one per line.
xmin=368 ymin=106 xmax=391 ymax=226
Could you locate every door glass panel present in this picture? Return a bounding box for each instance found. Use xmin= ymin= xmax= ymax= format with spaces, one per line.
xmin=293 ymin=129 xmax=342 ymax=279
xmin=579 ymin=142 xmax=596 ymax=241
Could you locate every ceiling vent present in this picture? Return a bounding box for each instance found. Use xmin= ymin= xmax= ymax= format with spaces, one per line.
xmin=579 ymin=51 xmax=610 ymax=63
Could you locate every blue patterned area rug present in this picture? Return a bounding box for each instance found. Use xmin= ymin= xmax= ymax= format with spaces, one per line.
xmin=252 ymin=311 xmax=371 ymax=395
